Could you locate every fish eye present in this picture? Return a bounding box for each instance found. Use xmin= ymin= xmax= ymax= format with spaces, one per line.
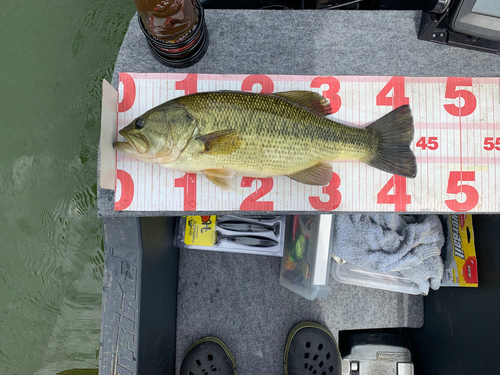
xmin=135 ymin=117 xmax=145 ymax=129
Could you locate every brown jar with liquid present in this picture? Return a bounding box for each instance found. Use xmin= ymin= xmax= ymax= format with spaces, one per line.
xmin=133 ymin=0 xmax=198 ymax=42
xmin=134 ymin=0 xmax=209 ymax=68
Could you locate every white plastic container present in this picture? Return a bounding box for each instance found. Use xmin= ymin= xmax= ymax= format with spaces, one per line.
xmin=279 ymin=215 xmax=333 ymax=300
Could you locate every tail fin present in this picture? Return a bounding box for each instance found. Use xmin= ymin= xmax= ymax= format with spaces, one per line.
xmin=366 ymin=105 xmax=417 ymax=178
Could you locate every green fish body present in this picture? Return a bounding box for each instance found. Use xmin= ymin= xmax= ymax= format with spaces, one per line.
xmin=114 ymin=90 xmax=417 ymax=191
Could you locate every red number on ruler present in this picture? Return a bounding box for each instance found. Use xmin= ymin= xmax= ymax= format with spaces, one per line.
xmin=377 ymin=175 xmax=411 ymax=212
xmin=240 ymin=177 xmax=274 ymax=211
xmin=115 ymin=169 xmax=134 ymax=210
xmin=175 ymin=74 xmax=198 ymax=94
xmin=310 ymin=77 xmax=341 ymax=114
xmin=241 ymin=75 xmax=274 ymax=94
xmin=118 ymin=73 xmax=136 ymax=113
xmin=416 ymin=136 xmax=439 ymax=150
xmin=309 ymin=173 xmax=342 ymax=211
xmin=443 ymin=77 xmax=477 ymax=117
xmin=483 ymin=137 xmax=500 ymax=151
xmin=445 ymin=171 xmax=478 ymax=212
xmin=376 ymin=76 xmax=409 ymax=109
xmin=175 ymin=173 xmax=197 ymax=210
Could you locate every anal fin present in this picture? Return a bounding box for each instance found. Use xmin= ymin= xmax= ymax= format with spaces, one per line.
xmin=287 ymin=163 xmax=333 ymax=186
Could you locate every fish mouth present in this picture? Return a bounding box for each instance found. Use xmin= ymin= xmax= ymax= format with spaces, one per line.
xmin=113 ymin=141 xmax=136 ymax=155
xmin=114 ymin=129 xmax=149 ymax=154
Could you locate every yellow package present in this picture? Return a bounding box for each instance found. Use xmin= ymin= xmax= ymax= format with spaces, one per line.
xmin=441 ymin=214 xmax=478 ymax=287
xmin=183 ymin=216 xmax=217 ymax=246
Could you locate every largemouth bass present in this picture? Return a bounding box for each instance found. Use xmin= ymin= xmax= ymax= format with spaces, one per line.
xmin=114 ymin=90 xmax=417 ymax=191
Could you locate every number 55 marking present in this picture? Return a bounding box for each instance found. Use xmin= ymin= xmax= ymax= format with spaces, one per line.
xmin=483 ymin=137 xmax=500 ymax=151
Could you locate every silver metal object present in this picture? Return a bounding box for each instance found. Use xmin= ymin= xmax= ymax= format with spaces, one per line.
xmin=341 ymin=342 xmax=414 ymax=375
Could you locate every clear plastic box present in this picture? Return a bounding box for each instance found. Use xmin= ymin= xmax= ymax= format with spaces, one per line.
xmin=279 ymin=215 xmax=333 ymax=300
xmin=330 ymin=259 xmax=423 ymax=295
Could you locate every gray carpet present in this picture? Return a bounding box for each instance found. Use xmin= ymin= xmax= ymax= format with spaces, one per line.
xmin=98 ymin=9 xmax=500 ymax=375
xmin=176 ymin=248 xmax=422 ymax=375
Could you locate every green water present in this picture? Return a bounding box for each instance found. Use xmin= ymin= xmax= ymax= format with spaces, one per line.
xmin=0 ymin=1 xmax=135 ymax=373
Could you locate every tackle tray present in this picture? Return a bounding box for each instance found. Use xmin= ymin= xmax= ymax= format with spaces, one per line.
xmin=279 ymin=215 xmax=333 ymax=300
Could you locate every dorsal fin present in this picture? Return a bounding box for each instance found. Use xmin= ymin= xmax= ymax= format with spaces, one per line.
xmin=271 ymin=91 xmax=332 ymax=117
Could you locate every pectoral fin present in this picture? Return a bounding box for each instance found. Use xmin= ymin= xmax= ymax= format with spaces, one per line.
xmin=287 ymin=163 xmax=333 ymax=185
xmin=203 ymin=169 xmax=234 ymax=192
xmin=196 ymin=130 xmax=242 ymax=155
xmin=272 ymin=91 xmax=332 ymax=117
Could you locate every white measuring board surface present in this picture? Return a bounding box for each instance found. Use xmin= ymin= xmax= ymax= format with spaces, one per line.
xmin=113 ymin=73 xmax=500 ymax=213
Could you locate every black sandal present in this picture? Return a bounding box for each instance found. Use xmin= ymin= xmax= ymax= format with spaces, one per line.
xmin=284 ymin=322 xmax=341 ymax=375
xmin=180 ymin=336 xmax=237 ymax=375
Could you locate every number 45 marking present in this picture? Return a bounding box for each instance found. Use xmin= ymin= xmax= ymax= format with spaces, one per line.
xmin=416 ymin=137 xmax=438 ymax=150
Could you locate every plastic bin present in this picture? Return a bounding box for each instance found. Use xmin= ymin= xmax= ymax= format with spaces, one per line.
xmin=279 ymin=215 xmax=333 ymax=300
xmin=330 ymin=259 xmax=423 ymax=295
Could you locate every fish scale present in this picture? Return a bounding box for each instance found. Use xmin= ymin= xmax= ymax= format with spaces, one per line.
xmin=173 ymin=91 xmax=376 ymax=174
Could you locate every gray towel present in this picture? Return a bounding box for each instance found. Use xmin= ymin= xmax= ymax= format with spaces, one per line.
xmin=331 ymin=214 xmax=445 ymax=295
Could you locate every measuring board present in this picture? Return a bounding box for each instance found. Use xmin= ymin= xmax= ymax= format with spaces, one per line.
xmin=110 ymin=73 xmax=500 ymax=213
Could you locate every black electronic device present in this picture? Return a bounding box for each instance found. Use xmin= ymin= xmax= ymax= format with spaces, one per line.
xmin=418 ymin=0 xmax=500 ymax=54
